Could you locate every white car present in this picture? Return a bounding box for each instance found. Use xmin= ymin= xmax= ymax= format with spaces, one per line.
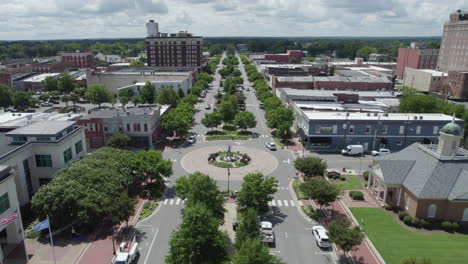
xmin=260 ymin=221 xmax=275 ymax=244
xmin=266 ymin=142 xmax=276 ymax=150
xmin=187 ymin=135 xmax=196 ymax=144
xmin=312 ymin=225 xmax=331 ymax=248
xmin=371 ymin=148 xmax=391 ymax=156
xmin=205 ymin=104 xmax=211 ymax=110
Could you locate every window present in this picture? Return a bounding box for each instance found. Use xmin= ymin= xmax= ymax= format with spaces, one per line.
xmin=315 ymin=125 xmax=321 ymax=134
xmin=399 ymin=126 xmax=405 ymax=135
xmin=381 ymin=125 xmax=388 ymax=134
xmin=134 ymin=123 xmax=141 ymax=132
xmin=23 ymin=159 xmax=33 ymax=199
xmin=416 ymin=126 xmax=422 ymax=135
xmin=405 ymin=196 xmax=410 ymax=210
xmin=427 ymin=204 xmax=437 ymax=218
xmin=127 ymin=124 xmax=131 ymax=132
xmin=63 ymin=148 xmax=72 ymax=163
xmin=332 ymin=125 xmax=337 ymax=134
xmin=144 ymin=124 xmax=148 ymax=132
xmin=349 ymin=125 xmax=355 ymax=134
xmin=75 ymin=140 xmax=83 ymax=154
xmin=433 ymin=126 xmax=439 ymax=135
xmin=35 ymin=155 xmax=52 ymax=167
xmin=36 ymin=136 xmax=51 ymax=142
xmin=463 ymin=208 xmax=468 ymax=221
xmin=12 ymin=136 xmax=27 ymax=143
xmin=0 ymin=193 xmax=10 ymax=215
xmin=365 ymin=125 xmax=371 ymax=134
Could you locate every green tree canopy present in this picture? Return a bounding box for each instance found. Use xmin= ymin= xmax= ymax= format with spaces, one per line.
xmin=107 ymin=133 xmax=131 ymax=148
xmin=85 ymin=84 xmax=114 ymax=108
xmin=140 ymin=81 xmax=155 ymax=104
xmin=156 ymin=85 xmax=179 ymax=105
xmin=233 ymin=237 xmax=284 ymax=264
xmin=118 ymin=87 xmax=134 ymax=98
xmin=180 ymin=94 xmax=198 ymax=105
xmin=161 ymin=103 xmax=195 ymax=137
xmin=177 ymin=86 xmax=185 ymax=99
xmin=201 ymin=112 xmax=223 ymax=131
xmin=327 ymin=219 xmax=365 ymax=256
xmin=294 ymin=157 xmax=327 ymax=178
xmin=58 ymin=72 xmax=75 ymax=94
xmin=219 ymin=94 xmax=238 ymax=123
xmin=300 ymin=177 xmax=340 ymax=208
xmin=266 ymin=107 xmax=294 ymax=129
xmin=166 ymin=203 xmax=229 ymax=264
xmin=13 ymin=91 xmax=30 ymax=111
xmin=38 ymin=93 xmax=50 ymax=102
xmin=0 ymin=84 xmax=13 ymax=110
xmin=235 ymin=208 xmax=260 ymax=249
xmin=234 ymin=111 xmax=257 ymax=131
xmin=130 ymin=150 xmax=173 ymax=183
xmin=43 ymin=76 xmax=59 ymax=92
xmin=237 ymin=173 xmax=278 ymax=214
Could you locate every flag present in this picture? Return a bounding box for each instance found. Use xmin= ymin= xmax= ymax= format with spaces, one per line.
xmin=1 ymin=213 xmax=18 ymax=225
xmin=34 ymin=219 xmax=49 ymax=232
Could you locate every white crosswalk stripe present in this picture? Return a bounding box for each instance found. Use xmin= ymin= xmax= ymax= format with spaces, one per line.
xmin=175 ymin=198 xmax=181 ymax=205
xmin=277 ymin=200 xmax=282 ymax=206
xmin=268 ymin=199 xmax=297 ymax=207
xmin=169 ymin=199 xmax=174 ymax=205
xmin=163 ymin=199 xmax=168 ymax=205
xmin=283 ymin=200 xmax=289 ymax=207
xmin=290 ymin=200 xmax=295 ymax=206
xmin=271 ymin=200 xmax=276 ymax=206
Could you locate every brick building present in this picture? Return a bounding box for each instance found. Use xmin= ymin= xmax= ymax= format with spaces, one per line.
xmin=396 ymin=47 xmax=439 ymax=78
xmin=263 ymin=50 xmax=303 ymax=63
xmin=447 ymin=71 xmax=468 ymax=98
xmin=61 ymin=50 xmax=95 ymax=69
xmin=32 ymin=61 xmax=73 ymax=73
xmin=437 ymin=10 xmax=468 ymax=73
xmin=145 ymin=20 xmax=203 ymax=69
xmin=0 ymin=73 xmax=12 ymax=87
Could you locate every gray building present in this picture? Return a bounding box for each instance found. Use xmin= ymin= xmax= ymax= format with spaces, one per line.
xmin=293 ymin=110 xmax=463 ymax=152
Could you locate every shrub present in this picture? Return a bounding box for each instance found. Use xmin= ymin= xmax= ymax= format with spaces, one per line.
xmin=403 ymin=215 xmax=413 ymax=226
xmin=441 ymin=221 xmax=453 ymax=232
xmin=398 ymin=211 xmax=409 ymax=221
xmin=411 ymin=217 xmax=422 ymax=228
xmin=452 ymin=222 xmax=461 ymax=232
xmin=349 ymin=191 xmax=364 ymax=200
xmin=363 ymin=171 xmax=370 ymax=181
xmin=420 ymin=219 xmax=431 ymax=229
xmin=302 ymin=205 xmax=320 ymax=221
xmin=340 ymin=176 xmax=346 ymax=181
xmin=384 ymin=204 xmax=392 ymax=210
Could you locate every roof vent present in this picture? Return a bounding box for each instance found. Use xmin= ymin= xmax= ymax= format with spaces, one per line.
xmin=419 ymin=116 xmax=423 ymax=120
xmin=414 ymin=116 xmax=418 ymax=120
xmin=367 ymin=113 xmax=371 ymax=116
xmin=374 ymin=113 xmax=378 ymax=116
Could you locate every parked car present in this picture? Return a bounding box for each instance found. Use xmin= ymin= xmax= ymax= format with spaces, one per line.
xmin=205 ymin=104 xmax=211 ymax=110
xmin=187 ymin=135 xmax=196 ymax=144
xmin=312 ymin=225 xmax=331 ymax=248
xmin=260 ymin=221 xmax=275 ymax=244
xmin=213 ymin=106 xmax=218 ymax=112
xmin=341 ymin=145 xmax=364 ymax=156
xmin=246 ymin=88 xmax=250 ymax=91
xmin=239 ymin=105 xmax=246 ymax=111
xmin=40 ymin=102 xmax=53 ymax=107
xmin=266 ymin=142 xmax=277 ymax=150
xmin=371 ymin=148 xmax=391 ymax=156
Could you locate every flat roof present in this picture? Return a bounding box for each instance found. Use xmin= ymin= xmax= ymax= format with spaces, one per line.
xmin=278 ymin=88 xmax=399 ymax=98
xmin=6 ymin=121 xmax=75 ymax=136
xmin=314 ymin=76 xmax=391 ymax=83
xmin=85 ymin=106 xmax=159 ymax=119
xmin=276 ymin=76 xmax=314 ymax=82
xmin=0 ymin=133 xmax=20 ymax=157
xmin=0 ymin=112 xmax=82 ymax=129
xmin=22 ymin=73 xmax=60 ymax=83
xmin=418 ymin=69 xmax=448 ymax=76
xmin=302 ymin=111 xmax=461 ymax=122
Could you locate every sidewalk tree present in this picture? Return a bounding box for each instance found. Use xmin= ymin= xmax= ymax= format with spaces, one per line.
xmin=275 ymin=122 xmax=292 ymax=142
xmin=219 ymin=94 xmax=238 ymax=123
xmin=300 ymin=177 xmax=340 ymax=209
xmin=43 ymin=76 xmax=59 ymax=92
xmin=107 ymin=133 xmax=131 ymax=148
xmin=174 ymin=172 xmax=225 ymax=222
xmin=61 ymin=94 xmax=70 ymax=107
xmin=70 ymin=92 xmax=80 ymax=108
xmin=180 ymin=94 xmax=198 ymax=105
xmin=235 ymin=208 xmax=260 ymax=249
xmin=38 ymin=93 xmax=50 ymax=102
xmin=140 ymin=81 xmax=155 ymax=104
xmin=161 ymin=104 xmax=194 ymax=137
xmin=156 ymin=85 xmax=179 ymax=105
xmin=13 ymin=91 xmax=31 ymax=111
xmin=266 ymin=107 xmax=294 ymax=129
xmin=198 ymin=72 xmax=213 ymax=83
xmin=237 ymin=173 xmax=278 ymax=214
xmin=327 ymin=219 xmax=365 ymax=258
xmin=85 ymin=84 xmax=114 ymax=108
xmin=0 ymin=84 xmax=13 ymax=110
xmin=202 ymin=112 xmax=223 ymax=131
xmin=58 ymin=72 xmax=75 ymax=94
xmin=233 ymin=237 xmax=284 ymax=264
xmin=118 ymin=87 xmax=134 ymax=99
xmin=131 ymin=96 xmax=141 ymax=106
xmin=177 ymin=86 xmax=185 ymax=99
xmin=166 ymin=203 xmax=228 ymax=264
xmin=234 ymin=111 xmax=257 ymax=131
xmin=119 ymin=96 xmax=129 ymax=106
xmin=263 ymin=96 xmax=282 ymax=112
xmin=294 ymin=157 xmax=327 ymax=178
xmin=131 ymin=150 xmax=173 ymax=183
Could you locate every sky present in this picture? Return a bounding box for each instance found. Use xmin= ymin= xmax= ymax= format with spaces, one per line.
xmin=0 ymin=0 xmax=466 ymax=40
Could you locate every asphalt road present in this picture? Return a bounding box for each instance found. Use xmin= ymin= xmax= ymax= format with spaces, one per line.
xmin=135 ymin=53 xmax=343 ymax=264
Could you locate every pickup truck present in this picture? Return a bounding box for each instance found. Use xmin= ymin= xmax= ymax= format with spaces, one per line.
xmin=114 ymin=238 xmax=139 ymax=264
xmin=260 ymin=221 xmax=275 ymax=244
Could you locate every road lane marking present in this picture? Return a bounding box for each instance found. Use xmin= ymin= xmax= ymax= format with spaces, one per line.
xmin=175 ymin=198 xmax=181 ymax=205
xmin=277 ymin=200 xmax=282 ymax=206
xmin=169 ymin=199 xmax=174 ymax=205
xmin=144 ymin=228 xmax=159 ymax=264
xmin=271 ymin=200 xmax=276 ymax=206
xmin=268 ymin=201 xmax=272 ymax=206
xmin=290 ymin=200 xmax=295 ymax=206
xmin=285 ymin=232 xmax=288 ymax=238
xmin=163 ymin=199 xmax=168 ymax=205
xmin=283 ymin=200 xmax=289 ymax=207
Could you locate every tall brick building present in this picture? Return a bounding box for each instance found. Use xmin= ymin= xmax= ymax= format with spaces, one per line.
xmin=61 ymin=50 xmax=95 ymax=69
xmin=437 ymin=10 xmax=468 ymax=73
xmin=396 ymin=43 xmax=439 ymax=78
xmin=145 ymin=20 xmax=203 ymax=69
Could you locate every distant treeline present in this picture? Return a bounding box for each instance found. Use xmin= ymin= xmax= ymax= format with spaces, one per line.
xmin=0 ymin=37 xmax=440 ymax=61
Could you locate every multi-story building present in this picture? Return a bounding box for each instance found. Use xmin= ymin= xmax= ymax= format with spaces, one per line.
xmin=117 ymin=80 xmax=191 ymax=97
xmin=20 ymin=73 xmax=61 ymax=91
xmin=145 ymin=20 xmax=203 ymax=69
xmin=61 ymin=50 xmax=95 ymax=69
xmin=368 ymin=53 xmax=389 ymax=62
xmin=293 ymin=109 xmax=463 ymax=152
xmin=263 ymin=50 xmax=303 ymax=64
xmin=396 ymin=46 xmax=439 ymax=78
xmin=403 ymin=68 xmax=447 ymax=93
xmin=437 ymin=10 xmax=468 ymax=73
xmin=77 ymin=105 xmax=169 ymax=149
xmin=447 ymin=71 xmax=468 ymax=98
xmin=0 ymin=120 xmax=87 ymax=205
xmin=32 ymin=61 xmax=73 ymax=73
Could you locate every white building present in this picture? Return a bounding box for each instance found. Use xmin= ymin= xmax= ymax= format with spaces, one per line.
xmin=117 ymin=80 xmax=191 ymax=97
xmin=403 ymin=68 xmax=448 ymax=93
xmin=95 ymin=53 xmax=125 ymax=63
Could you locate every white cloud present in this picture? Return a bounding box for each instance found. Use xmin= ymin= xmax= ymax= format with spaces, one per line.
xmin=0 ymin=0 xmax=463 ymax=40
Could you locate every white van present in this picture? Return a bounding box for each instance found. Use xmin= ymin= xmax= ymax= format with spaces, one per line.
xmin=341 ymin=145 xmax=364 ymax=156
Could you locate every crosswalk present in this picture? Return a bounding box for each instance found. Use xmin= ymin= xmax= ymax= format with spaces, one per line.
xmin=258 ymin=134 xmax=270 ymax=138
xmin=161 ymin=198 xmax=185 ymax=206
xmin=268 ymin=199 xmax=296 ymax=207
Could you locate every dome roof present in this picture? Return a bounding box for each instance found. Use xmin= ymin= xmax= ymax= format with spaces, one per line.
xmin=440 ymin=122 xmax=463 ymax=136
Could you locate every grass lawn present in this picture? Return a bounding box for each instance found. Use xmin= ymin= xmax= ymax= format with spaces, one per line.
xmin=273 ymin=137 xmax=285 ymax=148
xmin=350 ymin=207 xmax=468 ymax=264
xmin=335 ymin=175 xmax=362 ymax=189
xmin=205 ymin=135 xmax=249 ymax=141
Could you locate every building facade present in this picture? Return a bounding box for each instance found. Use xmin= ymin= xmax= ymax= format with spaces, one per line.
xmin=145 ymin=20 xmax=203 ymax=68
xmin=263 ymin=50 xmax=303 ymax=63
xmin=293 ymin=110 xmax=463 ymax=152
xmin=396 ymin=48 xmax=439 ymax=78
xmin=437 ymin=10 xmax=468 ymax=72
xmin=61 ymin=50 xmax=95 ymax=69
xmin=403 ymin=68 xmax=447 ymax=93
xmin=447 ymin=71 xmax=468 ymax=98
xmin=32 ymin=61 xmax=73 ymax=73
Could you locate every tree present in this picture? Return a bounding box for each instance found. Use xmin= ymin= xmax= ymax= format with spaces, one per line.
xmin=177 ymin=86 xmax=185 ymax=99
xmin=234 ymin=111 xmax=257 ymax=131
xmin=130 ymin=60 xmax=144 ymax=67
xmin=58 ymin=72 xmax=75 ymax=94
xmin=356 ymin=46 xmax=377 ymax=60
xmin=85 ymin=84 xmax=114 ymax=108
xmin=140 ymin=81 xmax=155 ymax=104
xmin=38 ymin=93 xmax=50 ymax=102
xmin=180 ymin=94 xmax=198 ymax=105
xmin=61 ymin=94 xmax=70 ymax=107
xmin=276 ymin=122 xmax=292 ymax=142
xmin=156 ymin=85 xmax=179 ymax=105
xmin=174 ymin=172 xmax=225 ymax=222
xmin=266 ymin=107 xmax=294 ymax=129
xmin=162 ymin=103 xmax=194 ymax=137
xmin=70 ymin=92 xmax=80 ymax=109
xmin=12 ymin=91 xmax=30 ymax=111
xmin=130 ymin=150 xmax=173 ymax=184
xmin=233 ymin=238 xmax=284 ymax=264
xmin=235 ymin=208 xmax=260 ymax=249
xmin=294 ymin=157 xmax=327 ymax=178
xmin=399 ymin=94 xmax=439 ymax=113
xmin=263 ymin=96 xmax=282 ymax=112
xmin=237 ymin=173 xmax=278 ymax=214
xmin=327 ymin=219 xmax=365 ymax=258
xmin=131 ymin=96 xmax=141 ymax=106
xmin=0 ymin=84 xmax=13 ymax=110
xmin=166 ymin=203 xmax=228 ymax=264
xmin=43 ymin=76 xmax=59 ymax=92
xmin=300 ymin=177 xmax=340 ymax=208
xmin=119 ymin=96 xmax=129 ymax=106
xmin=118 ymin=88 xmax=134 ymax=98
xmin=201 ymin=112 xmax=223 ymax=131
xmin=219 ymin=94 xmax=238 ymax=123
xmin=288 ymin=57 xmax=300 ymax=64
xmin=107 ymin=133 xmax=131 ymax=148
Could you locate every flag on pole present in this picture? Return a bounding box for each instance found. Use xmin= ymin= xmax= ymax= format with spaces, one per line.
xmin=34 ymin=219 xmax=49 ymax=232
xmin=1 ymin=212 xmax=18 ymax=225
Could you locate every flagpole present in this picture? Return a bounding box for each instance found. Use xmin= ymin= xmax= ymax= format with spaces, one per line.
xmin=17 ymin=207 xmax=29 ymax=263
xmin=46 ymin=216 xmax=56 ymax=264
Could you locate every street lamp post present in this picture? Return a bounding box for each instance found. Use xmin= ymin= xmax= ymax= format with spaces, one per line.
xmin=342 ymin=113 xmax=350 ymax=148
xmin=227 ymin=167 xmax=231 ymax=195
xmin=111 ymin=227 xmax=116 ymax=255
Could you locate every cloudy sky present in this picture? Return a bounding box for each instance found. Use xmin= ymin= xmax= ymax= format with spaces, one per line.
xmin=0 ymin=0 xmax=466 ymax=40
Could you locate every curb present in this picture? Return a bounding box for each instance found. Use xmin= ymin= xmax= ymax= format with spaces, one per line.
xmin=288 ymin=179 xmax=315 ymax=224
